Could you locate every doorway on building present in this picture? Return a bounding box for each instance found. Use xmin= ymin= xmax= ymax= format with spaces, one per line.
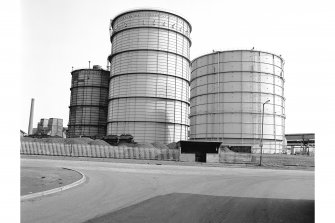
xmin=195 ymin=152 xmax=206 ymax=162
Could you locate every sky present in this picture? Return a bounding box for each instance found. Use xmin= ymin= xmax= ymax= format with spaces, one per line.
xmin=20 ymin=0 xmax=335 ymax=134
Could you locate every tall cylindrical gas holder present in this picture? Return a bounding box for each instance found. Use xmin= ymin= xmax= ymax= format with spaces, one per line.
xmin=107 ymin=9 xmax=192 ymax=143
xmin=68 ymin=66 xmax=109 ymax=138
xmin=190 ymin=50 xmax=285 ymax=153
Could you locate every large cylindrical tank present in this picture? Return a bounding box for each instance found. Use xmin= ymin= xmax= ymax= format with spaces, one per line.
xmin=68 ymin=67 xmax=109 ymax=138
xmin=190 ymin=50 xmax=285 ymax=153
xmin=107 ymin=9 xmax=192 ymax=143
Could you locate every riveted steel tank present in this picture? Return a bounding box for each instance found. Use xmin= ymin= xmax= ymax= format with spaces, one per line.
xmin=68 ymin=66 xmax=109 ymax=138
xmin=190 ymin=50 xmax=285 ymax=153
xmin=107 ymin=9 xmax=192 ymax=143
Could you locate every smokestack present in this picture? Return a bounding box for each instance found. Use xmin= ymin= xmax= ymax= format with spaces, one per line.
xmin=28 ymin=98 xmax=35 ymax=135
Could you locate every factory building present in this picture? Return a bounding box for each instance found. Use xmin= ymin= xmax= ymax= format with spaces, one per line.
xmin=107 ymin=9 xmax=192 ymax=144
xmin=190 ymin=50 xmax=285 ymax=153
xmin=34 ymin=118 xmax=64 ymax=137
xmin=67 ymin=65 xmax=109 ymax=138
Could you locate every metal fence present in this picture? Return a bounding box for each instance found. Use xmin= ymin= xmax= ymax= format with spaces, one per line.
xmin=20 ymin=142 xmax=313 ymax=166
xmin=219 ymin=152 xmax=257 ymax=164
xmin=20 ymin=141 xmax=179 ymax=161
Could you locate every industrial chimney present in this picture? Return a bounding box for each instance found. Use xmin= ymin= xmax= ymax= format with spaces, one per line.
xmin=28 ymin=98 xmax=35 ymax=135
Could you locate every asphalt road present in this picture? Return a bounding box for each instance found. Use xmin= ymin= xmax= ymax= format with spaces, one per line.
xmin=21 ymin=158 xmax=314 ymax=223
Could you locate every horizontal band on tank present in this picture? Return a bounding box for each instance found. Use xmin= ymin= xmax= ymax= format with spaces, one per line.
xmin=68 ymin=124 xmax=107 ymax=127
xmin=109 ymin=72 xmax=190 ymax=84
xmin=191 ymin=80 xmax=284 ymax=90
xmin=189 ymin=111 xmax=286 ymax=118
xmin=69 ymin=105 xmax=108 ymax=108
xmin=190 ymin=91 xmax=286 ymax=101
xmin=190 ymin=104 xmax=286 ymax=113
xmin=107 ymin=120 xmax=189 ymax=126
xmin=189 ymin=133 xmax=284 ymax=137
xmin=108 ymin=49 xmax=191 ymax=64
xmin=108 ymin=96 xmax=190 ymax=105
xmin=190 ymin=101 xmax=285 ymax=109
xmin=110 ymin=26 xmax=191 ymax=46
xmin=191 ymin=50 xmax=284 ymax=64
xmin=190 ymin=71 xmax=285 ymax=83
xmin=71 ymin=69 xmax=109 ymax=74
xmin=190 ymin=121 xmax=284 ymax=127
xmin=111 ymin=8 xmax=192 ymax=32
xmin=70 ymin=85 xmax=109 ymax=90
xmin=192 ymin=60 xmax=283 ymax=72
xmin=189 ymin=137 xmax=283 ymax=141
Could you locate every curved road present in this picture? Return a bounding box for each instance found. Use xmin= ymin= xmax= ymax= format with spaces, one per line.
xmin=21 ymin=158 xmax=314 ymax=223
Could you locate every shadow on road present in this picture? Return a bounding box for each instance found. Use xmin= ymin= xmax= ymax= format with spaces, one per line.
xmin=84 ymin=193 xmax=314 ymax=223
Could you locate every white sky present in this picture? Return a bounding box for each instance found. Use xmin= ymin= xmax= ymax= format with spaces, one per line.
xmin=20 ymin=0 xmax=334 ymax=134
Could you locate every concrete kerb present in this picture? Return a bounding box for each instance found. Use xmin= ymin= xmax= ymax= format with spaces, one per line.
xmin=21 ymin=167 xmax=86 ymax=201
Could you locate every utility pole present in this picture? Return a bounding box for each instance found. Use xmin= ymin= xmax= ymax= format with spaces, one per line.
xmin=260 ymin=99 xmax=270 ymax=166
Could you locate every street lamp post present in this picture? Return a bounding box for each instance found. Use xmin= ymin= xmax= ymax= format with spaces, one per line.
xmin=260 ymin=99 xmax=270 ymax=166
